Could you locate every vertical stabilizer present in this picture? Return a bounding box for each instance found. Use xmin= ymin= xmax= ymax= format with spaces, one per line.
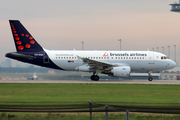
xmin=9 ymin=20 xmax=43 ymax=52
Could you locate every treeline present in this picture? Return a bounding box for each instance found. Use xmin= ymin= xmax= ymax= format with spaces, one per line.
xmin=0 ymin=67 xmax=62 ymax=73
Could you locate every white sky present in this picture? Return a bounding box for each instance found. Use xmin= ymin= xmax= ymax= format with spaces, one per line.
xmin=0 ymin=0 xmax=180 ymax=66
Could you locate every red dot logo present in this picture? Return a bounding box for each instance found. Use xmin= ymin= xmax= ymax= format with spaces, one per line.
xmin=16 ymin=41 xmax=22 ymax=45
xmin=13 ymin=31 xmax=17 ymax=33
xmin=15 ymin=37 xmax=20 ymax=40
xmin=30 ymin=40 xmax=35 ymax=44
xmin=13 ymin=29 xmax=15 ymax=30
xmin=25 ymin=34 xmax=29 ymax=37
xmin=25 ymin=44 xmax=31 ymax=48
xmin=18 ymin=46 xmax=24 ymax=50
xmin=29 ymin=36 xmax=33 ymax=39
xmin=21 ymin=34 xmax=24 ymax=36
xmin=14 ymin=34 xmax=18 ymax=36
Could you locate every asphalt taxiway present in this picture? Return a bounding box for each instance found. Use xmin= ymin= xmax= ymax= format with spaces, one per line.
xmin=0 ymin=79 xmax=180 ymax=85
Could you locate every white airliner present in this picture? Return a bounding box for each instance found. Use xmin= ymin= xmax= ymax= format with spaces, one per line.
xmin=27 ymin=72 xmax=38 ymax=80
xmin=6 ymin=20 xmax=177 ymax=81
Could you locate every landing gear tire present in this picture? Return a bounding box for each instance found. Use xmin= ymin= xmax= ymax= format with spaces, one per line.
xmin=148 ymin=71 xmax=153 ymax=81
xmin=148 ymin=77 xmax=153 ymax=81
xmin=91 ymin=75 xmax=99 ymax=81
xmin=94 ymin=75 xmax=99 ymax=81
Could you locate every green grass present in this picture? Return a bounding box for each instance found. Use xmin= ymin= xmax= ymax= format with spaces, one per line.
xmin=0 ymin=83 xmax=180 ymax=119
xmin=0 ymin=83 xmax=180 ymax=106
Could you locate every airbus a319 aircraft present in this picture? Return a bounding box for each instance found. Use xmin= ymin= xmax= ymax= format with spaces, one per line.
xmin=6 ymin=20 xmax=177 ymax=81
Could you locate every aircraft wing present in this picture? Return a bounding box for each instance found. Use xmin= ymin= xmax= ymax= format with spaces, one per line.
xmin=77 ymin=56 xmax=124 ymax=69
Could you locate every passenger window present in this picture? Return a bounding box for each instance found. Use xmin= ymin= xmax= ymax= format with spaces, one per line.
xmin=107 ymin=57 xmax=109 ymax=59
xmin=164 ymin=56 xmax=166 ymax=59
xmin=161 ymin=56 xmax=163 ymax=59
xmin=111 ymin=57 xmax=113 ymax=59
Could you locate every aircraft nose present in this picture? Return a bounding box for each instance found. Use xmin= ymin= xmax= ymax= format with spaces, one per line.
xmin=170 ymin=60 xmax=177 ymax=68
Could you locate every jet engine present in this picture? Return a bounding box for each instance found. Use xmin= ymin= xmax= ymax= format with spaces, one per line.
xmin=111 ymin=66 xmax=131 ymax=77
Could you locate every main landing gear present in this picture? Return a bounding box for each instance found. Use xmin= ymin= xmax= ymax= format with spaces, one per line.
xmin=148 ymin=71 xmax=153 ymax=81
xmin=91 ymin=73 xmax=99 ymax=81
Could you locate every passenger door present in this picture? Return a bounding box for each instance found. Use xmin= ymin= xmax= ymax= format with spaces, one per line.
xmin=149 ymin=53 xmax=155 ymax=64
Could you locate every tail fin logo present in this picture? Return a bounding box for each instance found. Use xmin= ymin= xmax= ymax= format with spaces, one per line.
xmin=10 ymin=20 xmax=43 ymax=52
xmin=11 ymin=22 xmax=36 ymax=51
xmin=16 ymin=41 xmax=22 ymax=45
xmin=30 ymin=40 xmax=35 ymax=44
xmin=18 ymin=46 xmax=24 ymax=50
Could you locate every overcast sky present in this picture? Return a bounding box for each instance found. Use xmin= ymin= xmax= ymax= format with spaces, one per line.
xmin=0 ymin=0 xmax=180 ymax=66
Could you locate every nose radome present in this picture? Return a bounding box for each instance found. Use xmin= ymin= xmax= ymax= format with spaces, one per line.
xmin=171 ymin=60 xmax=177 ymax=68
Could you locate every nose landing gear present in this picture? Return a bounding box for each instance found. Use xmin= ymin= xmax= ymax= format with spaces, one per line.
xmin=148 ymin=71 xmax=153 ymax=81
xmin=148 ymin=77 xmax=153 ymax=81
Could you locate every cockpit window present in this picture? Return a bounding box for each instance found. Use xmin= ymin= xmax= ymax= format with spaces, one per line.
xmin=161 ymin=56 xmax=169 ymax=60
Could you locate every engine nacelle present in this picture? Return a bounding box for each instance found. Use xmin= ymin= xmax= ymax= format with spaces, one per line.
xmin=111 ymin=66 xmax=131 ymax=77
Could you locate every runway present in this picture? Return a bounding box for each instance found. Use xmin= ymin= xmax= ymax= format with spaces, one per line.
xmin=0 ymin=79 xmax=180 ymax=85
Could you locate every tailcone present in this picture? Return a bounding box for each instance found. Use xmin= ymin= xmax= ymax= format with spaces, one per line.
xmin=5 ymin=52 xmax=14 ymax=59
xmin=5 ymin=52 xmax=30 ymax=61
